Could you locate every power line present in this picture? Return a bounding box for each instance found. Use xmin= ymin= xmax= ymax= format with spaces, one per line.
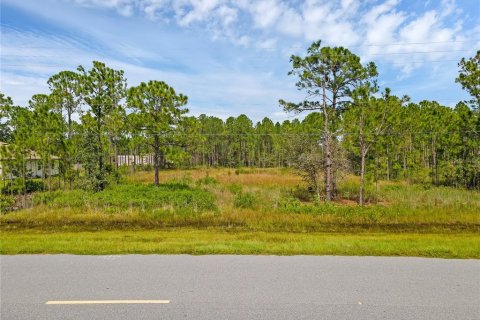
xmin=351 ymin=39 xmax=480 ymax=47
xmin=0 ymin=59 xmax=464 ymax=69
xmin=16 ymin=131 xmax=480 ymax=137
xmin=8 ymin=39 xmax=480 ymax=50
xmin=289 ymin=39 xmax=480 ymax=49
xmin=1 ymin=49 xmax=473 ymax=60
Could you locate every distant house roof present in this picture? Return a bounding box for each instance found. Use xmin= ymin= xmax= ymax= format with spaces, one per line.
xmin=0 ymin=142 xmax=60 ymax=160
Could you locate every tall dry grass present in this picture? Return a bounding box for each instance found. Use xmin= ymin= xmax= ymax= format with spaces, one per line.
xmin=1 ymin=167 xmax=479 ymax=233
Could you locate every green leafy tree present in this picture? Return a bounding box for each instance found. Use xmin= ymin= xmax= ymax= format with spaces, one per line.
xmin=48 ymin=71 xmax=83 ymax=188
xmin=344 ymin=89 xmax=402 ymax=205
xmin=225 ymin=115 xmax=254 ymax=167
xmin=452 ymin=102 xmax=480 ymax=188
xmin=255 ymin=117 xmax=276 ymax=167
xmin=456 ymin=51 xmax=480 ymax=189
xmin=105 ymin=106 xmax=127 ymax=171
xmin=30 ymin=94 xmax=64 ymax=190
xmin=48 ymin=71 xmax=82 ymax=139
xmin=127 ymin=80 xmax=188 ymax=186
xmin=280 ymin=40 xmax=377 ymax=201
xmin=77 ymin=61 xmax=127 ymax=191
xmin=4 ymin=105 xmax=34 ymax=203
xmin=0 ymin=93 xmax=14 ymax=143
xmin=456 ymin=50 xmax=480 ymax=110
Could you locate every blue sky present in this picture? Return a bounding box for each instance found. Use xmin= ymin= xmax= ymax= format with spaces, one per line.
xmin=1 ymin=0 xmax=479 ymax=122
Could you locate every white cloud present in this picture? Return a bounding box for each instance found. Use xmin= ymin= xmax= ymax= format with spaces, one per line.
xmin=243 ymin=0 xmax=285 ymax=29
xmin=356 ymin=0 xmax=468 ymax=74
xmin=62 ymin=0 xmax=471 ymax=71
xmin=0 ymin=23 xmax=302 ymax=121
xmin=276 ymin=8 xmax=303 ymax=37
xmin=175 ymin=0 xmax=223 ymax=26
xmin=2 ymin=0 xmax=476 ymax=112
xmin=439 ymin=0 xmax=458 ymax=18
xmin=70 ymin=0 xmax=135 ymax=16
xmin=257 ymin=38 xmax=277 ymax=51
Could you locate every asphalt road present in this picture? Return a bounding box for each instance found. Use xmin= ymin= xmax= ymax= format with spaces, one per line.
xmin=1 ymin=255 xmax=479 ymax=320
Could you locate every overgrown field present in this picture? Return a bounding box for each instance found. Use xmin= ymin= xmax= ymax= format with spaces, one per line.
xmin=1 ymin=168 xmax=479 ymax=257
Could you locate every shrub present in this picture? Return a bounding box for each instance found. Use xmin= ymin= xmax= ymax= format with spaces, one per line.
xmin=1 ymin=179 xmax=44 ymax=195
xmin=32 ymin=182 xmax=217 ymax=213
xmin=0 ymin=194 xmax=15 ymax=213
xmin=196 ymin=175 xmax=218 ymax=186
xmin=233 ymin=192 xmax=258 ymax=209
xmin=33 ymin=190 xmax=88 ymax=207
xmin=338 ymin=179 xmax=380 ymax=203
xmin=275 ymin=196 xmax=302 ymax=211
xmin=234 ymin=167 xmax=256 ymax=175
xmin=289 ymin=185 xmax=313 ymax=202
xmin=227 ymin=184 xmax=243 ymax=194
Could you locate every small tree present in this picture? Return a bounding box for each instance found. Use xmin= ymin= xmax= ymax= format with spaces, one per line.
xmin=127 ymin=80 xmax=188 ymax=186
xmin=344 ymin=89 xmax=402 ymax=205
xmin=296 ymin=149 xmax=324 ymax=200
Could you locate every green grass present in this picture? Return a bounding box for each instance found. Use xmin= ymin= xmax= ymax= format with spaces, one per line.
xmin=1 ymin=229 xmax=478 ymax=258
xmin=31 ymin=182 xmax=217 ymax=213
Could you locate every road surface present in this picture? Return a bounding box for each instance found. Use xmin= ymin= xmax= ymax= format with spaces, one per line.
xmin=1 ymin=255 xmax=479 ymax=319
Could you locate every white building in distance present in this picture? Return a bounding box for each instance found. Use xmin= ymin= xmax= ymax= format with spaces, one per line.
xmin=0 ymin=142 xmax=60 ymax=179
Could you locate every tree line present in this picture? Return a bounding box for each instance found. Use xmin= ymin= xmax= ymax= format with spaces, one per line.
xmin=0 ymin=42 xmax=478 ymax=203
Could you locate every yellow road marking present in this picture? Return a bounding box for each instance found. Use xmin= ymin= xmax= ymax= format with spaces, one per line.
xmin=46 ymin=300 xmax=170 ymax=305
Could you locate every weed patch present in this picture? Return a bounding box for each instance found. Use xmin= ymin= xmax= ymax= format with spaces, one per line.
xmin=32 ymin=182 xmax=216 ymax=213
xmin=233 ymin=192 xmax=258 ymax=209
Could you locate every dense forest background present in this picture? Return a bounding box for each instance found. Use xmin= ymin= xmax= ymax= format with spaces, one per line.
xmin=1 ymin=44 xmax=479 ymax=202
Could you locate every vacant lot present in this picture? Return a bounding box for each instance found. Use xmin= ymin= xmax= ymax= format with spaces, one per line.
xmin=1 ymin=168 xmax=479 ymax=257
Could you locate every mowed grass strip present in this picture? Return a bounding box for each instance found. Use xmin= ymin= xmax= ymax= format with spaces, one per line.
xmin=1 ymin=229 xmax=479 ymax=259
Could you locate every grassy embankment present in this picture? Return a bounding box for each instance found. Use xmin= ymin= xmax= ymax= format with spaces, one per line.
xmin=1 ymin=168 xmax=479 ymax=257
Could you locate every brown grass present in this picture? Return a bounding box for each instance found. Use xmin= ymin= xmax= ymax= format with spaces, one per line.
xmin=125 ymin=167 xmax=302 ymax=187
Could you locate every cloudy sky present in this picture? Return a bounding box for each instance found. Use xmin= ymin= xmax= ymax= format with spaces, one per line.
xmin=1 ymin=0 xmax=479 ymax=122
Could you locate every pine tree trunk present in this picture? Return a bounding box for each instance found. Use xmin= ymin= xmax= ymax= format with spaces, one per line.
xmin=42 ymin=161 xmax=46 ymax=192
xmin=359 ymin=144 xmax=367 ymax=206
xmin=48 ymin=161 xmax=52 ymax=191
xmin=322 ymin=79 xmax=332 ymax=202
xmin=154 ymin=135 xmax=160 ymax=186
xmin=114 ymin=141 xmax=118 ymax=172
xmin=432 ymin=137 xmax=437 ymax=185
xmin=22 ymin=152 xmax=26 ymax=208
xmin=97 ymin=115 xmax=103 ymax=175
xmin=386 ymin=146 xmax=390 ymax=181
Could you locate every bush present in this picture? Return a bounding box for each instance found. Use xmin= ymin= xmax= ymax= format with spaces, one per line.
xmin=1 ymin=179 xmax=44 ymax=195
xmin=338 ymin=179 xmax=380 ymax=203
xmin=289 ymin=185 xmax=313 ymax=202
xmin=227 ymin=184 xmax=243 ymax=194
xmin=33 ymin=190 xmax=88 ymax=207
xmin=275 ymin=196 xmax=302 ymax=211
xmin=0 ymin=194 xmax=15 ymax=213
xmin=233 ymin=192 xmax=258 ymax=209
xmin=196 ymin=175 xmax=218 ymax=186
xmin=234 ymin=167 xmax=256 ymax=175
xmin=32 ymin=182 xmax=217 ymax=213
